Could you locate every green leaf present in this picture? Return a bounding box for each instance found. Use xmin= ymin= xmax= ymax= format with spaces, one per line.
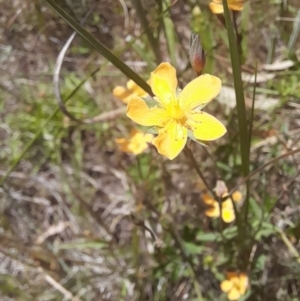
xmin=253 ymin=254 xmax=267 ymax=271
xmin=249 ymin=197 xmax=263 ymax=219
xmin=183 ymin=242 xmax=204 ymax=255
xmin=253 ymin=221 xmax=275 ymax=241
xmin=222 ymin=226 xmax=238 ymax=240
xmin=196 ymin=232 xmax=221 ymax=242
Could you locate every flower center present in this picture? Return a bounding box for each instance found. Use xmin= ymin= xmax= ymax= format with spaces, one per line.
xmin=169 ymin=104 xmax=186 ymax=122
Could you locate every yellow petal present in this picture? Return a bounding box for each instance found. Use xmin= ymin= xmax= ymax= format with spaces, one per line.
xmin=202 ymin=193 xmax=216 ymax=205
xmin=115 ymin=138 xmax=130 ymax=153
xmin=130 ymin=130 xmax=153 ymax=145
xmin=116 ymin=129 xmax=153 ymax=155
xmin=222 ymin=192 xmax=229 ymax=198
xmin=209 ymin=2 xmax=224 ymax=14
xmin=190 ymin=112 xmax=226 ymax=141
xmin=128 ymin=135 xmax=151 ymax=155
xmin=222 ymin=199 xmax=233 ymax=209
xmin=238 ymin=274 xmax=249 ymax=295
xmin=209 ymin=0 xmax=244 ymax=14
xmin=205 ymin=201 xmax=220 ymax=217
xmin=129 ymin=128 xmax=139 ymax=137
xmin=127 ymin=97 xmax=170 ymax=127
xmin=232 ymin=191 xmax=242 ymax=202
xmin=144 ymin=133 xmax=155 ymax=142
xmin=152 ymin=121 xmax=187 ymax=160
xmin=222 ymin=208 xmax=235 ymax=223
xmin=227 ymin=287 xmax=241 ymax=301
xmin=115 ymin=137 xmax=126 ymax=144
xmin=229 ymin=4 xmax=243 ymax=11
xmin=228 ymin=0 xmax=244 ymax=11
xmin=220 ymin=280 xmax=233 ymax=293
xmin=113 ymin=86 xmax=133 ymax=104
xmin=127 ymin=80 xmax=148 ymax=97
xmin=179 ymin=74 xmax=221 ymax=111
xmin=150 ymin=62 xmax=177 ymax=108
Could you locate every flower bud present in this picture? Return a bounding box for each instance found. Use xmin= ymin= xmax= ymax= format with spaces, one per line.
xmin=189 ymin=33 xmax=206 ymax=76
xmin=214 ymin=180 xmax=228 ymax=198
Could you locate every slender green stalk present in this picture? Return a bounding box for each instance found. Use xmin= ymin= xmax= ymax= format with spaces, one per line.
xmin=162 ymin=0 xmax=177 ymax=66
xmin=277 ymin=228 xmax=300 ymax=265
xmin=287 ymin=9 xmax=300 ymax=51
xmin=232 ymin=11 xmax=243 ymax=60
xmin=222 ymin=0 xmax=249 ymax=177
xmin=44 ymin=0 xmax=153 ymax=96
xmin=244 ymin=63 xmax=257 ymax=223
xmin=167 ymin=226 xmax=204 ymax=300
xmin=132 ymin=0 xmax=162 ymax=64
xmin=184 ymin=147 xmax=214 ymax=196
xmin=248 ymin=63 xmax=257 ymax=150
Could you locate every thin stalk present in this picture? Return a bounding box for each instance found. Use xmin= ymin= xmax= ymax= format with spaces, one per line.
xmin=277 ymin=228 xmax=300 ymax=265
xmin=132 ymin=0 xmax=162 ymax=64
xmin=44 ymin=0 xmax=153 ymax=96
xmin=222 ymin=0 xmax=249 ymax=178
xmin=244 ymin=63 xmax=258 ymax=223
xmin=162 ymin=0 xmax=177 ymax=66
xmin=167 ymin=226 xmax=204 ymax=300
xmin=184 ymin=147 xmax=214 ymax=196
xmin=232 ymin=11 xmax=243 ymax=60
xmin=229 ymin=147 xmax=300 ymax=195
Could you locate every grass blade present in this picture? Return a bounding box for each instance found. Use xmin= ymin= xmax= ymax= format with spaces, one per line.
xmin=44 ymin=0 xmax=153 ymax=96
xmin=222 ymin=0 xmax=249 ymax=177
xmin=162 ymin=0 xmax=177 ymax=66
xmin=132 ymin=0 xmax=161 ymax=64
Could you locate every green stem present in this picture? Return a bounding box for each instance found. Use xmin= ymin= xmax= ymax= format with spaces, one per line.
xmin=132 ymin=0 xmax=162 ymax=64
xmin=222 ymin=0 xmax=249 ymax=178
xmin=184 ymin=147 xmax=214 ymax=196
xmin=244 ymin=63 xmax=258 ymax=224
xmin=44 ymin=0 xmax=153 ymax=96
xmin=167 ymin=226 xmax=204 ymax=300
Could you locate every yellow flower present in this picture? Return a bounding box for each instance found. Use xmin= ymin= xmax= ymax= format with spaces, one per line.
xmin=209 ymin=0 xmax=245 ymax=14
xmin=115 ymin=129 xmax=153 ymax=155
xmin=113 ymin=80 xmax=149 ymax=104
xmin=203 ymin=191 xmax=242 ymax=223
xmin=221 ymin=272 xmax=249 ymax=300
xmin=126 ymin=62 xmax=226 ymax=160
